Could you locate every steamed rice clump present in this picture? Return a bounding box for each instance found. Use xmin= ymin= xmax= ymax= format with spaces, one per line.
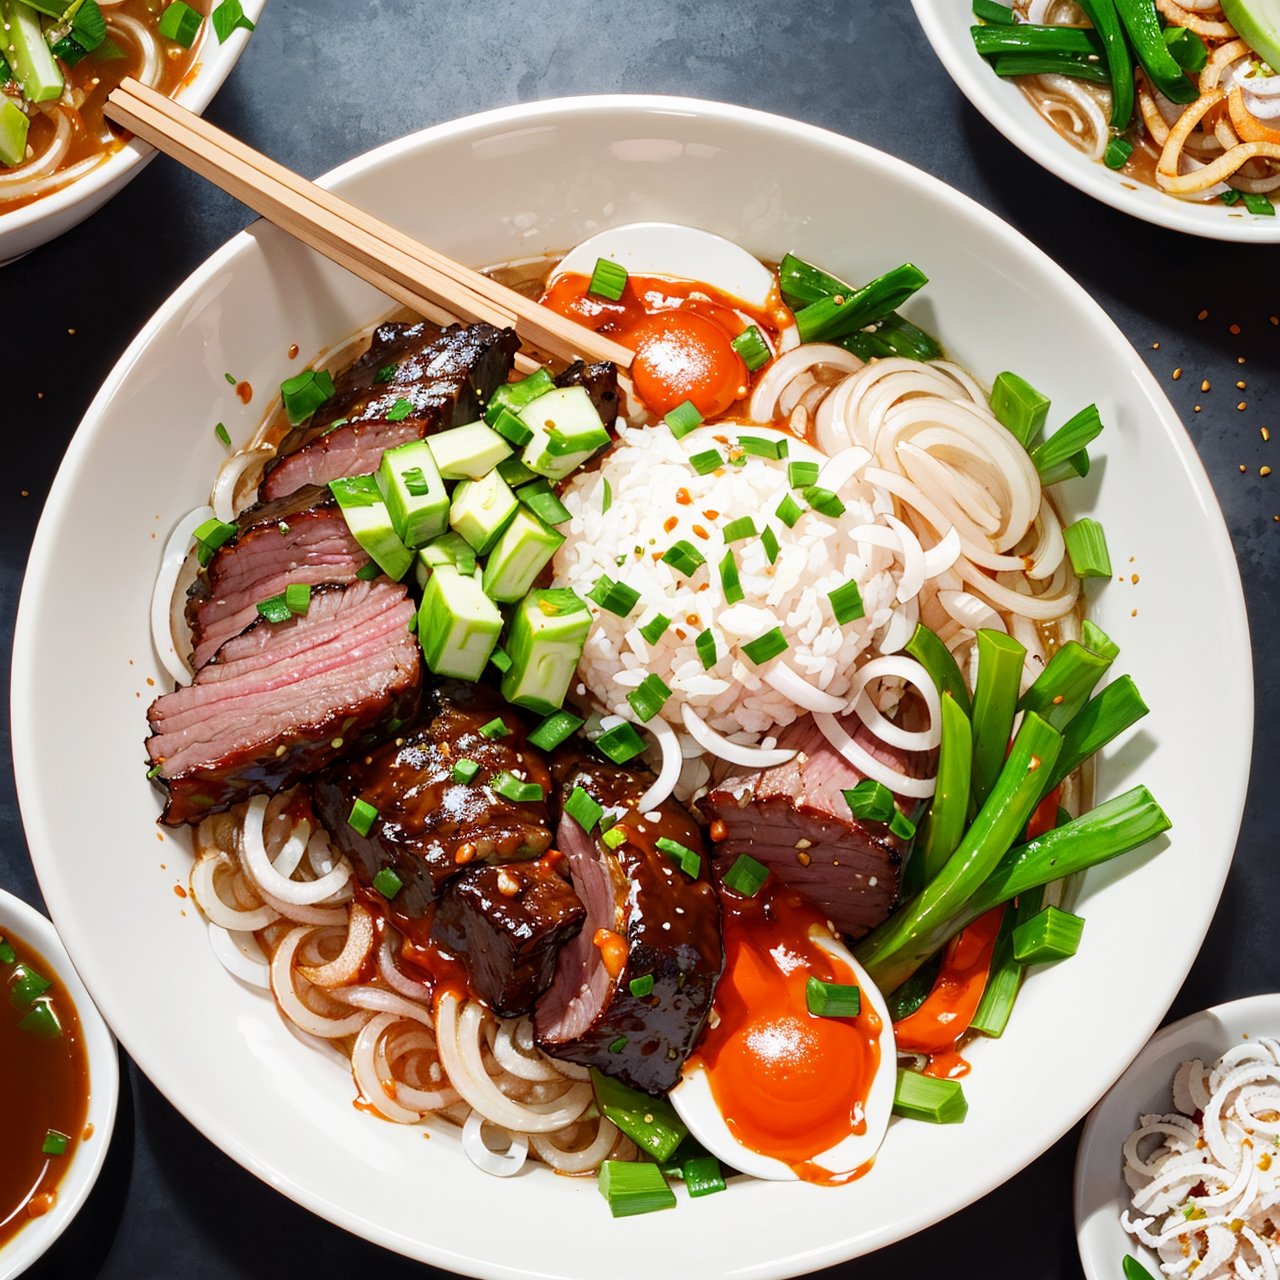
xmin=553 ymin=423 xmax=902 ymax=739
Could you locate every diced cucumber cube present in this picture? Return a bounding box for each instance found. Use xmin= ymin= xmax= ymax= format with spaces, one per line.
xmin=329 ymin=475 xmax=413 ymax=581
xmin=496 ymin=454 xmax=538 ymax=488
xmin=484 ymin=368 xmax=555 ymax=425
xmin=427 ymin=420 xmax=513 ymax=480
xmin=518 ymin=386 xmax=611 ymax=481
xmin=1 ymin=0 xmax=64 ymax=102
xmin=418 ymin=567 xmax=503 ymax=680
xmin=450 ymin=470 xmax=518 ymax=555
xmin=377 ymin=439 xmax=448 ymax=549
xmin=482 ymin=507 xmax=565 ymax=603
xmin=0 ymin=96 xmax=30 ymax=168
xmin=414 ymin=531 xmax=478 ymax=588
xmin=501 ymin=588 xmax=592 ymax=714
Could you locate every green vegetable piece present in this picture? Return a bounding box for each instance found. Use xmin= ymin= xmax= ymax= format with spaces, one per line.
xmin=588 ymin=257 xmax=628 ymax=301
xmin=802 ymin=485 xmax=845 ymax=517
xmin=695 ymin=628 xmax=718 ymax=669
xmin=0 ymin=938 xmax=15 ymax=966
xmin=372 ymin=867 xmax=403 ymax=899
xmin=1123 ymin=1256 xmax=1159 ymax=1280
xmin=595 ymin=721 xmax=646 ymax=764
xmin=664 ymin=400 xmax=703 ymax=439
xmin=828 ymin=578 xmax=865 ymax=625
xmin=10 ymin=964 xmax=51 ymax=1007
xmin=731 ymin=325 xmax=771 ymax=371
xmin=0 ymin=0 xmax=64 ymax=101
xmin=519 ymin=386 xmax=610 ymax=480
xmin=449 ymin=470 xmax=519 ymax=555
xmin=719 ymin=550 xmax=744 ymax=605
xmin=682 ymin=1154 xmax=727 ymax=1197
xmin=1012 ymin=904 xmax=1085 ymax=964
xmin=491 ymin=772 xmax=545 ymax=803
xmin=1017 ymin=639 xmax=1112 ymax=730
xmin=970 ymin=629 xmax=1027 ymax=809
xmin=806 ymin=977 xmax=862 ymax=1018
xmin=795 ymin=263 xmax=929 ymax=344
xmin=1114 ymin=0 xmax=1198 ymax=103
xmin=426 ymin=420 xmax=512 ymax=480
xmin=255 ymin=594 xmax=292 ymax=624
xmin=19 ymin=1001 xmax=61 ymax=1038
xmin=588 ymin=573 xmax=641 ymax=618
xmin=788 ymin=460 xmax=819 ymax=489
xmin=657 ymin=835 xmax=700 ymax=878
xmin=210 ymin=0 xmax=255 ymax=42
xmin=722 ymin=853 xmax=769 ymax=897
xmin=722 ymin=516 xmax=757 ymax=543
xmin=904 ymin=622 xmax=971 ymax=717
xmin=1064 ymin=517 xmax=1112 ymax=578
xmin=628 ymin=672 xmax=672 ymax=722
xmin=0 ymin=95 xmax=30 ymax=167
xmin=482 ymin=507 xmax=565 ymax=603
xmin=500 ymin=588 xmax=592 ymax=715
xmin=280 ymin=368 xmax=335 ymax=425
xmin=661 ymin=540 xmax=706 ymax=576
xmin=1242 ymin=191 xmax=1276 ymax=217
xmin=973 ymin=0 xmax=1015 ymax=19
xmin=741 ymin=626 xmax=787 ymax=665
xmin=417 ymin=566 xmax=503 ymax=681
xmin=348 ymin=798 xmax=378 ymax=837
xmin=329 ymin=475 xmax=413 ymax=581
xmin=527 ymin=710 xmax=585 ymax=752
xmin=486 ymin=369 xmax=555 ymax=425
xmin=515 ymin=476 xmax=572 ymax=526
xmin=775 ymin=493 xmax=803 ymax=528
xmin=893 ymin=1070 xmax=968 ymax=1124
xmin=844 ymin=778 xmax=916 ymax=841
xmin=1030 ymin=404 xmax=1104 ymax=479
xmin=479 ymin=717 xmax=509 ymax=739
xmin=451 ymin=759 xmax=481 ymax=785
xmin=989 ymin=371 xmax=1049 ymax=447
xmin=737 ymin=435 xmax=786 ymax=460
xmin=415 ymin=531 xmax=478 ymax=584
xmin=597 ymin=1159 xmax=677 ymax=1218
xmin=638 ymin=613 xmax=671 ymax=645
xmin=1221 ymin=0 xmax=1280 ymax=74
xmin=592 ymin=1070 xmax=688 ymax=1161
xmin=761 ymin=525 xmax=780 ymax=564
xmin=496 ymin=454 xmax=538 ymax=488
xmin=158 ymin=0 xmax=202 ymax=44
xmin=564 ymin=785 xmax=604 ymax=833
xmin=1105 ymin=137 xmax=1135 ymax=170
xmin=629 ymin=974 xmax=655 ymax=998
xmin=1046 ymin=674 xmax=1149 ymax=793
xmin=42 ymin=1128 xmax=70 ymax=1156
xmin=908 ymin=692 xmax=974 ymax=893
xmin=378 ymin=439 xmax=449 ymax=549
xmin=689 ymin=448 xmax=724 ymax=475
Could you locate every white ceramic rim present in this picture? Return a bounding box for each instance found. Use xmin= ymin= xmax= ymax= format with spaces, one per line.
xmin=0 ymin=0 xmax=264 ymax=244
xmin=11 ymin=94 xmax=1253 ymax=1276
xmin=1074 ymin=994 xmax=1280 ymax=1279
xmin=0 ymin=889 xmax=119 ymax=1280
xmin=910 ymin=0 xmax=1280 ymax=243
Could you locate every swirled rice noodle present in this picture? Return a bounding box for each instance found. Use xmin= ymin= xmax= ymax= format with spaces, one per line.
xmin=553 ymin=423 xmax=902 ymax=739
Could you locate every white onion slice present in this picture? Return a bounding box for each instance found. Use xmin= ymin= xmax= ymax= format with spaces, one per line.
xmin=269 ymin=928 xmax=370 ymax=1038
xmin=884 ymin=514 xmax=926 ymax=604
xmin=816 ymin=444 xmax=872 ymax=495
xmin=462 ymin=1111 xmax=529 ymax=1178
xmin=210 ymin=445 xmax=274 ymax=523
xmin=849 ymin=655 xmax=942 ymax=752
xmin=814 ymin=712 xmax=936 ymax=799
xmin=150 ymin=505 xmax=212 ymax=686
xmin=378 ymin=934 xmax=434 ymax=1001
xmin=206 ymin=921 xmax=271 ymax=990
xmin=938 ymin=589 xmax=1006 ymax=634
xmin=299 ymin=903 xmax=375 ymax=987
xmin=922 ymin=526 xmax=962 ymax=578
xmin=189 ymin=853 xmax=278 ymax=931
xmin=598 ymin=714 xmax=682 ymax=812
xmin=352 ymin=1013 xmax=425 ymax=1123
xmin=679 ymin=704 xmax=796 ymax=768
xmin=763 ymin=662 xmax=846 ymax=713
xmin=530 ymin=1117 xmax=622 ymax=1173
xmin=241 ymin=796 xmax=350 ymax=906
xmin=335 ymin=985 xmax=438 ymax=1029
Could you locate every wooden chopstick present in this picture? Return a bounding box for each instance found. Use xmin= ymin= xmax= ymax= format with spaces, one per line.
xmin=104 ymin=79 xmax=633 ymax=372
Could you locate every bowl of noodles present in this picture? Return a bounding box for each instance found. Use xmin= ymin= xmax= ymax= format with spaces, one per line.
xmin=10 ymin=96 xmax=1251 ymax=1276
xmin=0 ymin=0 xmax=263 ymax=264
xmin=911 ymin=0 xmax=1280 ymax=241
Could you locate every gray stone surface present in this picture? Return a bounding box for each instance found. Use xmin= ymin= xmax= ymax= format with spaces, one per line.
xmin=2 ymin=2 xmax=1274 ymax=1276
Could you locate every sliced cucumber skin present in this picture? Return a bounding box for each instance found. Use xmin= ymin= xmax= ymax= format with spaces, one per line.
xmin=1222 ymin=0 xmax=1280 ymax=72
xmin=418 ymin=567 xmax=503 ymax=681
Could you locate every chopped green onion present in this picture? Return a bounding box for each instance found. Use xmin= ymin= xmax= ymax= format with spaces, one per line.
xmin=1123 ymin=1256 xmax=1159 ymax=1280
xmin=588 ymin=574 xmax=641 ymax=618
xmin=664 ymin=400 xmax=703 ymax=439
xmin=478 ymin=717 xmax=510 ymax=739
xmin=192 ymin=517 xmax=237 ymax=567
xmin=639 ymin=613 xmax=671 ymax=644
xmin=970 ymin=629 xmax=1027 ymax=808
xmin=628 ymin=974 xmax=655 ymax=998
xmin=592 ymin=1070 xmax=689 ymax=1161
xmin=1011 ymin=905 xmax=1084 ymax=963
xmin=516 ymin=477 xmax=572 ymax=526
xmin=806 ymin=977 xmax=862 ymax=1018
xmin=595 ymin=722 xmax=647 ymax=764
xmin=722 ymin=853 xmax=769 ymax=897
xmin=802 ymin=485 xmax=845 ymax=517
xmin=828 ymin=579 xmax=865 ymax=625
xmin=597 ymin=1158 xmax=677 ymax=1217
xmin=42 ymin=1129 xmax=70 ymax=1156
xmin=528 ymin=710 xmax=585 ymax=752
xmin=489 ymin=647 xmax=512 ymax=674
xmin=348 ymin=799 xmax=378 ymax=837
xmin=778 ymin=252 xmax=851 ymax=307
xmin=1242 ymin=192 xmax=1276 ymax=217
xmin=689 ymin=447 xmax=724 ymax=475
xmin=1030 ymin=404 xmax=1103 ymax=478
xmin=737 ymin=435 xmax=786 ymax=460
xmin=973 ymin=0 xmax=1015 ymax=19
xmin=354 ymin=562 xmax=381 ymax=581
xmin=225 ymin=372 xmax=237 ymax=384
xmin=741 ymin=626 xmax=788 ymax=665
xmin=564 ymin=785 xmax=604 ymax=833
xmin=1164 ymin=25 xmax=1208 ymax=72
xmin=722 ymin=516 xmax=756 ymax=542
xmin=904 ymin=622 xmax=972 ymax=717
xmin=0 ymin=939 xmax=15 ymax=966
xmin=280 ymin=368 xmax=335 ymax=425
xmin=1063 ymin=517 xmax=1112 ymax=578
xmin=795 ymin=263 xmax=929 ymax=344
xmin=968 ymin=900 xmax=1029 ymax=1038
xmin=374 ymin=362 xmax=399 ymax=384
xmin=587 ymin=258 xmax=628 ymax=301
xmin=1018 ymin=638 xmax=1112 ymax=729
xmin=893 ymin=1069 xmax=968 ymax=1124
xmin=843 ymin=778 xmax=916 ymax=840
xmin=656 ymin=836 xmax=701 ymax=878
xmin=146 ymin=762 xmax=164 ymax=780
xmin=1081 ymin=619 xmax=1119 ymax=662
xmin=719 ymin=551 xmax=744 ymax=604
xmin=491 ymin=406 xmax=534 ymax=449
xmin=775 ymin=493 xmax=803 ymax=528
xmin=372 ymin=867 xmax=403 ymax=899
xmin=628 ymin=672 xmax=672 ymax=722
xmin=18 ymin=1001 xmax=62 ymax=1039
xmin=10 ymin=965 xmax=51 ymax=1007
xmin=451 ymin=759 xmax=481 ymax=785
xmin=683 ymin=1154 xmax=727 ymax=1198
xmin=211 ymin=0 xmax=255 ymax=42
xmin=607 ymin=1035 xmax=628 ymax=1053
xmin=787 ymin=460 xmax=819 ymax=488
xmin=321 ymin=418 xmax=350 ymax=436
xmin=158 ymin=1 xmax=202 ymax=46
xmin=731 ymin=325 xmax=771 ymax=371
xmin=1104 ymin=137 xmax=1135 ymax=169
xmin=492 ymin=772 xmax=545 ymax=803
xmin=284 ymin=582 xmax=311 ymax=615
xmin=908 ymin=691 xmax=973 ymax=892
xmin=255 ymin=594 xmax=292 ymax=624
xmin=602 ymin=826 xmax=627 ymax=850
xmin=695 ymin=628 xmax=718 ymax=669
xmin=214 ymin=421 xmax=231 ymax=448
xmin=661 ymin=540 xmax=706 ymax=576
xmin=989 ymin=371 xmax=1049 ymax=448
xmin=1038 ymin=448 xmax=1091 ymax=487
xmin=1045 ymin=674 xmax=1148 ymax=793
xmin=601 ymin=477 xmax=613 ymax=515
xmin=761 ymin=524 xmax=780 ymax=564
xmin=385 ymin=397 xmax=414 ymax=422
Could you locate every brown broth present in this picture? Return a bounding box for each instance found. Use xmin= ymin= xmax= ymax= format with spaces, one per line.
xmin=0 ymin=929 xmax=90 ymax=1248
xmin=2 ymin=0 xmax=207 ymax=213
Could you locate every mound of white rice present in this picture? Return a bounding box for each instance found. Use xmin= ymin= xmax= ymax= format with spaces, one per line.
xmin=552 ymin=422 xmax=905 ymax=741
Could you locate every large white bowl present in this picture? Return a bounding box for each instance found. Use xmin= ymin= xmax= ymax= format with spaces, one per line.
xmin=0 ymin=1 xmax=264 ymax=263
xmin=11 ymin=96 xmax=1251 ymax=1278
xmin=0 ymin=890 xmax=118 ymax=1280
xmin=911 ymin=0 xmax=1280 ymax=242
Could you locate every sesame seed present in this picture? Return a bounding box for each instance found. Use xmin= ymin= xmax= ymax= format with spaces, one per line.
xmin=1238 ymin=381 xmax=1247 ymax=390
xmin=1201 ymin=379 xmax=1211 ymax=392
xmin=1172 ymin=368 xmax=1183 ymax=380
xmin=1240 ymin=464 xmax=1248 ymax=473
xmin=1230 ymin=323 xmax=1241 ymax=335
xmin=1197 ymin=309 xmax=1209 ymax=321
xmin=1263 ymin=428 xmax=1271 ymax=442
xmin=1239 ymin=402 xmax=1248 ymax=411
xmin=1263 ymin=467 xmax=1273 ymax=477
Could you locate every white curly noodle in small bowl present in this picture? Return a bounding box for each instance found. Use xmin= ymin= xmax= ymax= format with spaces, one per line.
xmin=910 ymin=0 xmax=1280 ymax=242
xmin=10 ymin=96 xmax=1251 ymax=1278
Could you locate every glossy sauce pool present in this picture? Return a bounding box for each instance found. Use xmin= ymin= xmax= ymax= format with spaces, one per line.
xmin=0 ymin=930 xmax=90 ymax=1247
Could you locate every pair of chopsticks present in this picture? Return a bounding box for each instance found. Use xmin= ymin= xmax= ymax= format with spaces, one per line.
xmin=104 ymin=79 xmax=633 ymax=373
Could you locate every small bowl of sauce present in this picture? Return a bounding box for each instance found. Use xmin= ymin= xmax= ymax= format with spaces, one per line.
xmin=0 ymin=889 xmax=117 ymax=1280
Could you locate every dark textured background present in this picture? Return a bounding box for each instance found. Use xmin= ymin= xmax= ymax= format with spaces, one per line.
xmin=2 ymin=1 xmax=1275 ymax=1275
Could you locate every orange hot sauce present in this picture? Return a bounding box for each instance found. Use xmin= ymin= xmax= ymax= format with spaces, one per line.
xmin=689 ymin=883 xmax=883 ymax=1185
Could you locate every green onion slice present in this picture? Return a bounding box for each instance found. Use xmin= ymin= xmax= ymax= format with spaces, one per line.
xmin=372 ymin=867 xmax=403 ymax=899
xmin=722 ymin=853 xmax=769 ymax=897
xmin=451 ymin=759 xmax=480 ymax=785
xmin=689 ymin=447 xmax=724 ymax=475
xmin=656 ymin=836 xmax=701 ymax=878
xmin=695 ymin=628 xmax=718 ymax=670
xmin=741 ymin=626 xmax=788 ymax=665
xmin=564 ymin=785 xmax=604 ymax=833
xmin=806 ymin=977 xmax=862 ymax=1018
xmin=731 ymin=325 xmax=771 ymax=372
xmin=587 ymin=258 xmax=628 ymax=301
xmin=627 ymin=672 xmax=672 ymax=722
xmin=491 ymin=772 xmax=546 ymax=803
xmin=664 ymin=400 xmax=703 ymax=439
xmin=348 ymin=799 xmax=378 ymax=836
xmin=595 ymin=722 xmax=647 ymax=764
xmin=528 ymin=710 xmax=585 ymax=752
xmin=661 ymin=540 xmax=706 ymax=576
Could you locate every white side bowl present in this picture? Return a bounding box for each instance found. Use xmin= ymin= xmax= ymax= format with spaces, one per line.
xmin=0 ymin=1 xmax=264 ymax=264
xmin=11 ymin=97 xmax=1250 ymax=1278
xmin=911 ymin=0 xmax=1280 ymax=242
xmin=0 ymin=889 xmax=118 ymax=1280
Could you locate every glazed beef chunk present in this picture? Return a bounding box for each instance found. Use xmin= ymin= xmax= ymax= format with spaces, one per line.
xmin=699 ymin=713 xmax=932 ymax=939
xmin=260 ymin=322 xmax=520 ymax=502
xmin=311 ymin=681 xmax=554 ymax=924
xmin=146 ymin=579 xmax=421 ymax=826
xmin=534 ymin=754 xmax=723 ymax=1095
xmin=431 ymin=860 xmax=586 ymax=1018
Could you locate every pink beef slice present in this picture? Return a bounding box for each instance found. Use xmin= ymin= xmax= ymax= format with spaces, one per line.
xmin=697 ymin=713 xmax=934 ymax=939
xmin=145 ymin=579 xmax=421 ymax=826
